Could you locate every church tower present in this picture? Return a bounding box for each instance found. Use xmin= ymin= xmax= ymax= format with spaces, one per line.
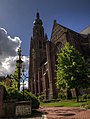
xmin=28 ymin=12 xmax=47 ymax=95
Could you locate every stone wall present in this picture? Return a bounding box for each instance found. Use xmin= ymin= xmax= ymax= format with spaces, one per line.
xmin=0 ymin=85 xmax=32 ymax=118
xmin=0 ymin=85 xmax=6 ymax=117
xmin=4 ymin=100 xmax=16 ymax=117
xmin=0 ymin=100 xmax=32 ymax=118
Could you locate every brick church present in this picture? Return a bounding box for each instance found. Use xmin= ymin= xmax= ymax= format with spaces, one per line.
xmin=28 ymin=12 xmax=90 ymax=99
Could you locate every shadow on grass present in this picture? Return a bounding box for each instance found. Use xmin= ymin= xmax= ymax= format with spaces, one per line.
xmin=79 ymin=100 xmax=87 ymax=102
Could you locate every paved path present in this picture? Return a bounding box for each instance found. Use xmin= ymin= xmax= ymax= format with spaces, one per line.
xmin=39 ymin=106 xmax=90 ymax=119
xmin=1 ymin=107 xmax=90 ymax=119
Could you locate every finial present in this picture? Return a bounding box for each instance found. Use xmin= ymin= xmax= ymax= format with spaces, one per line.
xmin=54 ymin=20 xmax=57 ymax=24
xmin=36 ymin=12 xmax=40 ymax=19
xmin=18 ymin=47 xmax=21 ymax=57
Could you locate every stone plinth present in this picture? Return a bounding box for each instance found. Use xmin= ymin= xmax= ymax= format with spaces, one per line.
xmin=15 ymin=101 xmax=32 ymax=117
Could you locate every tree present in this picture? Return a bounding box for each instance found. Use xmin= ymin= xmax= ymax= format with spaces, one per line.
xmin=11 ymin=67 xmax=19 ymax=89
xmin=11 ymin=65 xmax=24 ymax=90
xmin=12 ymin=65 xmax=27 ymax=91
xmin=56 ymin=42 xmax=90 ymax=102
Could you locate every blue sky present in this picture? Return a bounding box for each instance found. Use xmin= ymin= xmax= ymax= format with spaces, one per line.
xmin=0 ymin=0 xmax=90 ymax=56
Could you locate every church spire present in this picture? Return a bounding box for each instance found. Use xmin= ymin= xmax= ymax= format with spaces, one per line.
xmin=34 ymin=12 xmax=43 ymax=26
xmin=33 ymin=12 xmax=44 ymax=37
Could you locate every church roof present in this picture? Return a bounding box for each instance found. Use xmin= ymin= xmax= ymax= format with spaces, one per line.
xmin=50 ymin=20 xmax=79 ymax=42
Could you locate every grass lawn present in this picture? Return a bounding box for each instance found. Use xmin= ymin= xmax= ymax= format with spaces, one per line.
xmin=40 ymin=100 xmax=90 ymax=108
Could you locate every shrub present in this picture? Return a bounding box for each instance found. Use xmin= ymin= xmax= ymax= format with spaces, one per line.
xmin=82 ymin=94 xmax=87 ymax=100
xmin=87 ymin=104 xmax=90 ymax=109
xmin=72 ymin=96 xmax=76 ymax=99
xmin=6 ymin=88 xmax=40 ymax=109
xmin=30 ymin=92 xmax=40 ymax=109
xmin=50 ymin=99 xmax=60 ymax=102
xmin=87 ymin=94 xmax=90 ymax=99
xmin=58 ymin=91 xmax=66 ymax=100
xmin=24 ymin=90 xmax=40 ymax=109
xmin=38 ymin=94 xmax=44 ymax=102
xmin=0 ymin=82 xmax=6 ymax=88
xmin=42 ymin=100 xmax=51 ymax=103
xmin=42 ymin=98 xmax=60 ymax=103
xmin=6 ymin=87 xmax=23 ymax=101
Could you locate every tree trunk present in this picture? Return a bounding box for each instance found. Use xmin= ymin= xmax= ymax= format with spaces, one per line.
xmin=67 ymin=88 xmax=72 ymax=99
xmin=75 ymin=87 xmax=79 ymax=102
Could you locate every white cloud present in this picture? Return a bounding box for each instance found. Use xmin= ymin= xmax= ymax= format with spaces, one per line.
xmin=0 ymin=28 xmax=29 ymax=76
xmin=22 ymin=56 xmax=29 ymax=69
xmin=1 ymin=56 xmax=16 ymax=75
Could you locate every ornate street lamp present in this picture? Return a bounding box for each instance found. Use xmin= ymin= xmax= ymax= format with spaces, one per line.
xmin=21 ymin=68 xmax=28 ymax=100
xmin=16 ymin=47 xmax=23 ymax=90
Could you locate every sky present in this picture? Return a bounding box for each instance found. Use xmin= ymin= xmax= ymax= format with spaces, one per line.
xmin=0 ymin=0 xmax=90 ymax=76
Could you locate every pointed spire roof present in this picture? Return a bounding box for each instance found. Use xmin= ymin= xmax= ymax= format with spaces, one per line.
xmin=34 ymin=12 xmax=43 ymax=26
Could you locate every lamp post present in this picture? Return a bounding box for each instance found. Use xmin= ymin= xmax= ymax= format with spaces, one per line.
xmin=16 ymin=47 xmax=23 ymax=90
xmin=22 ymin=71 xmax=28 ymax=100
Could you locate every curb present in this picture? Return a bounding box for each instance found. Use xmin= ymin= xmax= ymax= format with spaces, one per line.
xmin=42 ymin=114 xmax=47 ymax=119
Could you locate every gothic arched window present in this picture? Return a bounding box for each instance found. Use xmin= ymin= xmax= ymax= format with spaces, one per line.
xmin=56 ymin=42 xmax=62 ymax=53
xmin=55 ymin=42 xmax=63 ymax=65
xmin=39 ymin=41 xmax=42 ymax=49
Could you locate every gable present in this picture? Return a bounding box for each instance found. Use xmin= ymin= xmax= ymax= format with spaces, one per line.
xmin=50 ymin=21 xmax=67 ymax=43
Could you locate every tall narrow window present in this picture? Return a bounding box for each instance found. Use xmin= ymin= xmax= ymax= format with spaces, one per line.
xmin=56 ymin=42 xmax=62 ymax=53
xmin=39 ymin=41 xmax=42 ymax=49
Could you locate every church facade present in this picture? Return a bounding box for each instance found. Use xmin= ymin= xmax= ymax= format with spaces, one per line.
xmin=28 ymin=12 xmax=90 ymax=99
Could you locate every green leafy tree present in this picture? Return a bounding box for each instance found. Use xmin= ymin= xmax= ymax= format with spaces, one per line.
xmin=56 ymin=42 xmax=90 ymax=102
xmin=11 ymin=64 xmax=24 ymax=89
xmin=11 ymin=67 xmax=19 ymax=89
xmin=0 ymin=81 xmax=6 ymax=88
